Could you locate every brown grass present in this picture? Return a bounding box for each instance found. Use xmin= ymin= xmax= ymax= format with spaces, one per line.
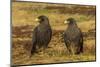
xmin=12 ymin=2 xmax=96 ymax=65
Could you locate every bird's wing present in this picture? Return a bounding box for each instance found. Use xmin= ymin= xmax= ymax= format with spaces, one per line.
xmin=79 ymin=29 xmax=83 ymax=45
xmin=32 ymin=27 xmax=37 ymax=45
xmin=63 ymin=32 xmax=68 ymax=44
xmin=79 ymin=30 xmax=83 ymax=52
xmin=30 ymin=27 xmax=38 ymax=53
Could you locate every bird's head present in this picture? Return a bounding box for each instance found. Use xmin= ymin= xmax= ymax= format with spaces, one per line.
xmin=35 ymin=15 xmax=49 ymax=24
xmin=64 ymin=18 xmax=76 ymax=25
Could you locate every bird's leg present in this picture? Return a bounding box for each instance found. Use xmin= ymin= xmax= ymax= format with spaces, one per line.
xmin=66 ymin=46 xmax=71 ymax=55
xmin=71 ymin=43 xmax=76 ymax=55
xmin=75 ymin=46 xmax=81 ymax=54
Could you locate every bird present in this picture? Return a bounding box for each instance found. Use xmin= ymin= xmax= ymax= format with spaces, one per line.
xmin=29 ymin=15 xmax=52 ymax=57
xmin=63 ymin=18 xmax=83 ymax=55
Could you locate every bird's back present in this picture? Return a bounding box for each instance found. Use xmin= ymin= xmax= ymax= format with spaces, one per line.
xmin=64 ymin=25 xmax=82 ymax=42
xmin=36 ymin=24 xmax=52 ymax=45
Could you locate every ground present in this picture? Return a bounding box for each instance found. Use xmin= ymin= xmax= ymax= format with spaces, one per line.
xmin=12 ymin=2 xmax=96 ymax=65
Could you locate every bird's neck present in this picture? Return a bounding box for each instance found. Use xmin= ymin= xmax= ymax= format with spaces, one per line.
xmin=41 ymin=20 xmax=50 ymax=25
xmin=68 ymin=22 xmax=77 ymax=28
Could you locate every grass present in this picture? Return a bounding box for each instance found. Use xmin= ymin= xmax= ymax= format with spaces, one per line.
xmin=12 ymin=2 xmax=96 ymax=65
xmin=12 ymin=2 xmax=95 ymax=26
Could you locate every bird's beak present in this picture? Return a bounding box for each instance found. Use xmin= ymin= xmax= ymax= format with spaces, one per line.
xmin=35 ymin=18 xmax=40 ymax=22
xmin=64 ymin=20 xmax=68 ymax=24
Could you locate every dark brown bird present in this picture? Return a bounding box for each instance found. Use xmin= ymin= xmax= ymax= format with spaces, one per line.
xmin=29 ymin=15 xmax=52 ymax=57
xmin=63 ymin=18 xmax=83 ymax=55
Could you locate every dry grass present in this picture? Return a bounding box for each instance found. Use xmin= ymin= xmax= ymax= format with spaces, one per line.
xmin=12 ymin=2 xmax=96 ymax=65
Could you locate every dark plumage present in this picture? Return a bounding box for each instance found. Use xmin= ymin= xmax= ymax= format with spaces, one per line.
xmin=30 ymin=15 xmax=52 ymax=57
xmin=63 ymin=18 xmax=83 ymax=55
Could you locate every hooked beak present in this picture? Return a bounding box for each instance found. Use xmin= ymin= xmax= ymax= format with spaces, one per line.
xmin=35 ymin=18 xmax=40 ymax=22
xmin=64 ymin=20 xmax=68 ymax=24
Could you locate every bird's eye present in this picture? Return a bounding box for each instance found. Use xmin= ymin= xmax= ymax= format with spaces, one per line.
xmin=41 ymin=18 xmax=45 ymax=21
